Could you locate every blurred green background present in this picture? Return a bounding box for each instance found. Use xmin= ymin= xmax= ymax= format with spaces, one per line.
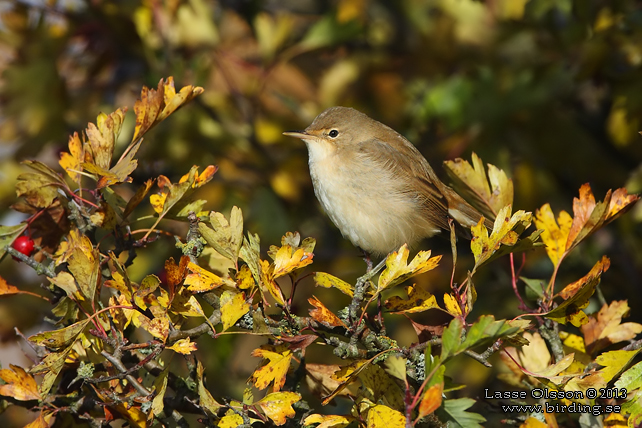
xmin=2 ymin=0 xmax=642 ymax=424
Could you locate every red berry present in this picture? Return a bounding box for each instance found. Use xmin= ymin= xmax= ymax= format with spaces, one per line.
xmin=12 ymin=236 xmax=35 ymax=261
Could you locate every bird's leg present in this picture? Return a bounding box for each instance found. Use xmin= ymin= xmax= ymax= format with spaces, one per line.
xmin=362 ymin=250 xmax=374 ymax=272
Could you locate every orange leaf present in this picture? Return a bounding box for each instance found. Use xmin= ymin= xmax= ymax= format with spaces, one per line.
xmin=418 ymin=382 xmax=443 ymax=418
xmin=0 ymin=365 xmax=41 ymax=401
xmin=308 ymin=296 xmax=347 ymax=328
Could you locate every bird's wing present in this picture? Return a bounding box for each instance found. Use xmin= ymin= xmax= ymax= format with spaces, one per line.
xmin=354 ymin=136 xmax=492 ymax=231
xmin=352 ymin=137 xmax=454 ymax=231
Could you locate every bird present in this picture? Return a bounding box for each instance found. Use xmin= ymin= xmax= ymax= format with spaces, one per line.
xmin=283 ymin=106 xmax=491 ymax=259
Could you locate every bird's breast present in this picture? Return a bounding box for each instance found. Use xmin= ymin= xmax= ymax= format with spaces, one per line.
xmin=307 ymin=154 xmax=440 ymax=256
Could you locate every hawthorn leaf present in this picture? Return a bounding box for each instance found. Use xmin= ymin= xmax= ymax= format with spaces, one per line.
xmin=359 ymin=364 xmax=405 ymax=411
xmin=133 ymin=77 xmax=204 ymax=141
xmin=185 ymin=262 xmax=227 ymax=292
xmin=418 ymin=382 xmax=444 ymax=420
xmin=196 ymin=361 xmax=223 ymax=415
xmin=59 ymin=132 xmax=84 ymax=183
xmin=28 ymin=318 xmax=91 ymax=350
xmin=378 ymin=244 xmax=441 ymax=291
xmin=366 ymin=404 xmax=405 ymax=428
xmin=443 ymin=152 xmax=513 ymax=219
xmin=123 ymin=179 xmax=154 ymax=219
xmin=470 ymin=205 xmax=534 ymax=269
xmin=581 ymin=300 xmax=642 ymax=354
xmin=272 ymin=245 xmax=313 ymax=278
xmin=220 ymin=290 xmax=250 ymax=331
xmin=303 ymin=414 xmax=355 ymax=428
xmin=0 ymin=223 xmax=28 ymax=259
xmin=545 ymin=256 xmax=610 ymax=326
xmin=385 ymin=284 xmax=440 ymax=314
xmin=437 ymin=398 xmax=486 ymax=428
xmin=309 ymin=296 xmax=346 ymax=328
xmin=535 ymin=184 xmax=639 ymax=268
xmin=250 ymin=344 xmax=292 ymax=391
xmin=85 ymin=108 xmax=127 ymax=170
xmin=0 ymin=365 xmax=41 ymax=401
xmin=198 ymin=206 xmax=244 ymax=263
xmin=314 ymin=272 xmax=354 ymax=297
xmin=151 ymin=367 xmax=169 ymax=418
xmin=167 ymin=338 xmax=198 ymax=355
xmin=596 ymin=349 xmax=640 ymax=383
xmin=254 ymin=391 xmax=301 ymax=426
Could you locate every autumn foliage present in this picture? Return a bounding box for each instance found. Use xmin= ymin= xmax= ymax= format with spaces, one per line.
xmin=0 ymin=76 xmax=641 ymax=428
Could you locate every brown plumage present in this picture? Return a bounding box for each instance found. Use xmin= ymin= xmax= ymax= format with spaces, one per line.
xmin=284 ymin=106 xmax=492 ymax=257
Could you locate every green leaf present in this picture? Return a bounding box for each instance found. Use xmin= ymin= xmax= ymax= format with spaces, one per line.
xmin=198 ymin=206 xmax=244 ymax=263
xmin=440 ymin=318 xmax=463 ymax=361
xmin=0 ymin=224 xmax=28 ymax=260
xmin=437 ymin=398 xmax=486 ymax=428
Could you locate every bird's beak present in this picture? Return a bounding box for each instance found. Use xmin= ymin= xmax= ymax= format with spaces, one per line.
xmin=282 ymin=130 xmax=310 ymax=139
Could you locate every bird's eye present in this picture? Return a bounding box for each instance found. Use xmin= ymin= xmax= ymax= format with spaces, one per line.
xmin=328 ymin=129 xmax=339 ymax=138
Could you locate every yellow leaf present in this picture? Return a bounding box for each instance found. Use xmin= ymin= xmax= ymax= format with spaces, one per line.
xmin=260 ymin=259 xmax=286 ymax=306
xmin=273 ymin=245 xmax=313 ymax=278
xmin=219 ymin=412 xmax=245 ymax=428
xmin=534 ymin=204 xmax=573 ymax=267
xmin=144 ymin=317 xmax=169 ymax=341
xmin=378 ymin=245 xmax=441 ymax=291
xmin=443 ymin=152 xmax=513 ymax=218
xmin=546 ymin=256 xmax=610 ymax=326
xmin=133 ymin=77 xmax=204 ymax=141
xmin=309 ymin=296 xmax=347 ymax=328
xmin=443 ymin=293 xmax=462 ymax=316
xmin=197 ymin=206 xmax=243 ymax=263
xmin=535 ymin=184 xmax=639 ymax=268
xmin=85 ymin=108 xmax=126 ymax=170
xmin=23 ymin=411 xmax=53 ymax=428
xmin=220 ymin=290 xmax=250 ymax=331
xmin=59 ymin=132 xmax=84 ymax=182
xmin=303 ymin=414 xmax=354 ymax=428
xmin=250 ymin=344 xmax=292 ymax=391
xmin=313 ymin=272 xmax=354 ymax=297
xmin=471 ymin=205 xmax=532 ymax=267
xmin=168 ymin=338 xmax=197 ymax=354
xmin=385 ymin=284 xmax=440 ymax=314
xmin=366 ymin=404 xmax=405 ymax=428
xmin=520 ymin=417 xmax=548 ymax=428
xmin=151 ymin=368 xmax=169 ymax=418
xmin=196 ymin=361 xmax=223 ymax=415
xmin=185 ymin=262 xmax=226 ymax=292
xmin=596 ymin=349 xmax=639 ymax=383
xmin=0 ymin=365 xmax=41 ymax=401
xmin=322 ymin=360 xmax=370 ymax=405
xmin=359 ymin=364 xmax=405 ymax=411
xmin=255 ymin=392 xmax=301 ymax=426
xmin=28 ymin=318 xmax=91 ymax=350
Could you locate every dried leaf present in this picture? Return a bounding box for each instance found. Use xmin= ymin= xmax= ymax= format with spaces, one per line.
xmin=197 ymin=361 xmax=223 ymax=414
xmin=582 ymin=301 xmax=642 ymax=354
xmin=0 ymin=365 xmax=41 ymax=401
xmin=59 ymin=132 xmax=85 ymax=183
xmin=545 ymin=256 xmax=610 ymax=327
xmin=308 ymin=296 xmax=347 ymax=328
xmin=443 ymin=152 xmax=513 ymax=218
xmin=28 ymin=318 xmax=91 ymax=350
